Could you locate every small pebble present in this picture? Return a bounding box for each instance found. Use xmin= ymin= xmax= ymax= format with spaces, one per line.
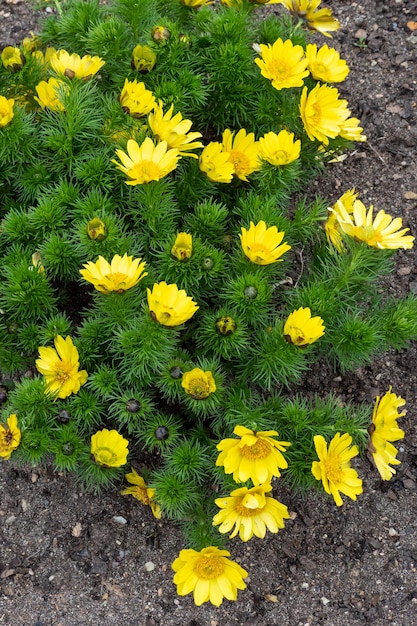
xmin=113 ymin=515 xmax=127 ymax=525
xmin=5 ymin=515 xmax=16 ymax=525
xmin=321 ymin=596 xmax=330 ymax=605
xmin=144 ymin=561 xmax=155 ymax=572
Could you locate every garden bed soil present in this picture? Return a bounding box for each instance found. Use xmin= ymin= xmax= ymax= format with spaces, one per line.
xmin=1 ymin=1 xmax=417 ymax=625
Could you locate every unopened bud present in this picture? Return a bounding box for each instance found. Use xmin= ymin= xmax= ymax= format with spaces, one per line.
xmin=155 ymin=426 xmax=169 ymax=440
xmin=62 ymin=442 xmax=75 ymax=455
xmin=216 ymin=316 xmax=236 ymax=336
xmin=131 ymin=44 xmax=157 ymax=73
xmin=152 ymin=26 xmax=171 ymax=42
xmin=1 ymin=46 xmax=26 ymax=71
xmin=201 ymin=257 xmax=214 ymax=271
xmin=244 ymin=286 xmax=258 ymax=299
xmin=170 ymin=366 xmax=182 ymax=379
xmin=58 ymin=409 xmax=71 ymax=423
xmin=126 ymin=399 xmax=141 ymax=413
xmin=87 ymin=217 xmax=107 ymax=242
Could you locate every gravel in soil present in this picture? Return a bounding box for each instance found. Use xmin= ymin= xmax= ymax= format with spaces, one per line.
xmin=1 ymin=1 xmax=417 ymax=625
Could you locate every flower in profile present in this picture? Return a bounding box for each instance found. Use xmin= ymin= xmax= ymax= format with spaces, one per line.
xmin=172 ymin=546 xmax=248 ymax=606
xmin=86 ymin=217 xmax=107 ymax=242
xmin=254 ymin=38 xmax=309 ymax=90
xmin=240 ymin=221 xmax=291 ymax=265
xmin=300 ymin=83 xmax=350 ymax=145
xmin=339 ymin=116 xmax=367 ymax=142
xmin=181 ymin=0 xmax=213 ymax=6
xmin=148 ymin=102 xmax=203 ymax=157
xmin=131 ymin=44 xmax=156 ymax=72
xmin=199 ymin=142 xmax=234 ymax=183
xmin=284 ymin=307 xmax=325 ymax=346
xmin=213 ymin=483 xmax=290 ymax=541
xmin=221 ymin=128 xmax=261 ymax=181
xmin=32 ymin=46 xmax=57 ymax=68
xmin=49 ymin=50 xmax=105 ymax=79
xmin=1 ymin=46 xmax=25 ymax=71
xmin=0 ymin=414 xmax=21 ymax=460
xmin=335 ymin=200 xmax=414 ymax=250
xmin=0 ymin=96 xmax=15 ymax=128
xmin=34 ymin=77 xmax=68 ymax=111
xmin=258 ymin=130 xmax=301 ymax=166
xmin=121 ymin=467 xmax=161 ymax=517
xmin=35 ymin=335 xmax=88 ymax=399
xmin=324 ymin=188 xmax=358 ymax=251
xmin=147 ymin=281 xmax=199 ymax=327
xmin=112 ymin=138 xmax=180 ymax=185
xmin=305 ymin=44 xmax=349 ymax=82
xmin=367 ymin=388 xmax=406 ymax=480
xmin=91 ymin=429 xmax=129 ymax=467
xmin=216 ymin=425 xmax=290 ymax=485
xmin=171 ymin=232 xmax=193 ymax=260
xmin=80 ymin=253 xmax=148 ymax=294
xmin=181 ymin=368 xmax=216 ymax=399
xmin=119 ymin=78 xmax=156 ymax=117
xmin=311 ymin=432 xmax=363 ymax=506
xmin=277 ymin=0 xmax=340 ymax=37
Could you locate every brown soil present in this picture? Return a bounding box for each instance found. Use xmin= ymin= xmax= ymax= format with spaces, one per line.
xmin=1 ymin=1 xmax=417 ymax=625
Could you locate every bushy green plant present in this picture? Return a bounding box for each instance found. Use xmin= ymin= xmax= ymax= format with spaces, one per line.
xmin=0 ymin=0 xmax=415 ymax=607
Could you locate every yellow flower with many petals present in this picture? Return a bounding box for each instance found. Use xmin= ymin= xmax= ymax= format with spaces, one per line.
xmin=277 ymin=0 xmax=340 ymax=37
xmin=254 ymin=38 xmax=309 ymax=90
xmin=0 ymin=414 xmax=21 ymax=460
xmin=300 ymin=83 xmax=350 ymax=145
xmin=131 ymin=45 xmax=157 ymax=72
xmin=34 ymin=77 xmax=68 ymax=111
xmin=284 ymin=307 xmax=325 ymax=346
xmin=1 ymin=46 xmax=25 ymax=71
xmin=367 ymin=388 xmax=405 ymax=481
xmin=181 ymin=0 xmax=213 ymax=6
xmin=171 ymin=232 xmax=193 ymax=261
xmin=172 ymin=546 xmax=248 ymax=606
xmin=339 ymin=116 xmax=367 ymax=142
xmin=199 ymin=142 xmax=234 ymax=183
xmin=335 ymin=200 xmax=414 ymax=250
xmin=181 ymin=368 xmax=216 ymax=399
xmin=121 ymin=468 xmax=162 ymax=518
xmin=213 ymin=483 xmax=290 ymax=541
xmin=216 ymin=425 xmax=290 ymax=485
xmin=311 ymin=432 xmax=363 ymax=506
xmin=91 ymin=429 xmax=129 ymax=467
xmin=221 ymin=128 xmax=261 ymax=181
xmin=324 ymin=188 xmax=358 ymax=251
xmin=119 ymin=78 xmax=156 ymax=117
xmin=35 ymin=335 xmax=88 ymax=400
xmin=258 ymin=130 xmax=301 ymax=166
xmin=49 ymin=50 xmax=105 ymax=79
xmin=148 ymin=102 xmax=203 ymax=158
xmin=0 ymin=96 xmax=15 ymax=128
xmin=80 ymin=253 xmax=148 ymax=294
xmin=112 ymin=138 xmax=180 ymax=185
xmin=147 ymin=281 xmax=199 ymax=327
xmin=240 ymin=220 xmax=291 ymax=265
xmin=305 ymin=44 xmax=349 ymax=82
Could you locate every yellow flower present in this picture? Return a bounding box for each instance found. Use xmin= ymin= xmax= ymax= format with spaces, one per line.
xmin=240 ymin=220 xmax=291 ymax=265
xmin=199 ymin=142 xmax=235 ymax=183
xmin=86 ymin=217 xmax=107 ymax=241
xmin=171 ymin=232 xmax=193 ymax=260
xmin=339 ymin=116 xmax=367 ymax=142
xmin=258 ymin=130 xmax=301 ymax=166
xmin=121 ymin=468 xmax=162 ymax=518
xmin=119 ymin=78 xmax=156 ymax=117
xmin=131 ymin=44 xmax=156 ymax=72
xmin=181 ymin=368 xmax=216 ymax=399
xmin=152 ymin=25 xmax=171 ymax=42
xmin=254 ymin=38 xmax=309 ymax=90
xmin=335 ymin=200 xmax=414 ymax=250
xmin=367 ymin=388 xmax=405 ymax=480
xmin=22 ymin=32 xmax=39 ymax=53
xmin=181 ymin=0 xmax=213 ymax=6
xmin=305 ymin=44 xmax=349 ymax=82
xmin=1 ymin=46 xmax=25 ymax=71
xmin=80 ymin=253 xmax=148 ymax=294
xmin=221 ymin=128 xmax=261 ymax=181
xmin=91 ymin=429 xmax=129 ymax=467
xmin=148 ymin=102 xmax=203 ymax=158
xmin=172 ymin=546 xmax=248 ymax=606
xmin=300 ymin=83 xmax=350 ymax=145
xmin=32 ymin=47 xmax=57 ymax=68
xmin=324 ymin=188 xmax=358 ymax=251
xmin=147 ymin=281 xmax=199 ymax=327
xmin=0 ymin=414 xmax=21 ymax=460
xmin=112 ymin=137 xmax=180 ymax=185
xmin=34 ymin=77 xmax=68 ymax=111
xmin=213 ymin=483 xmax=290 ymax=541
xmin=0 ymin=96 xmax=15 ymax=128
xmin=311 ymin=433 xmax=363 ymax=506
xmin=277 ymin=0 xmax=340 ymax=37
xmin=216 ymin=425 xmax=290 ymax=485
xmin=35 ymin=335 xmax=88 ymax=400
xmin=284 ymin=307 xmax=325 ymax=346
xmin=49 ymin=50 xmax=105 ymax=79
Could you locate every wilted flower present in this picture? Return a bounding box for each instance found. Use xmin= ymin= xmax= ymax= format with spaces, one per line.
xmin=199 ymin=142 xmax=234 ymax=183
xmin=91 ymin=429 xmax=129 ymax=467
xmin=131 ymin=44 xmax=156 ymax=72
xmin=121 ymin=468 xmax=161 ymax=517
xmin=49 ymin=50 xmax=105 ymax=79
xmin=0 ymin=96 xmax=15 ymax=128
xmin=258 ymin=130 xmax=301 ymax=166
xmin=171 ymin=232 xmax=193 ymax=260
xmin=80 ymin=253 xmax=148 ymax=294
xmin=112 ymin=138 xmax=180 ymax=185
xmin=240 ymin=221 xmax=291 ymax=265
xmin=0 ymin=414 xmax=21 ymax=460
xmin=367 ymin=388 xmax=406 ymax=480
xmin=119 ymin=78 xmax=156 ymax=117
xmin=147 ymin=281 xmax=199 ymax=327
xmin=300 ymin=83 xmax=350 ymax=145
xmin=221 ymin=128 xmax=261 ymax=181
xmin=35 ymin=335 xmax=88 ymax=400
xmin=339 ymin=116 xmax=367 ymax=142
xmin=254 ymin=38 xmax=309 ymax=90
xmin=311 ymin=433 xmax=363 ymax=506
xmin=34 ymin=77 xmax=68 ymax=111
xmin=305 ymin=44 xmax=349 ymax=83
xmin=284 ymin=307 xmax=325 ymax=346
xmin=152 ymin=25 xmax=171 ymax=42
xmin=1 ymin=46 xmax=25 ymax=71
xmin=31 ymin=251 xmax=44 ymax=273
xmin=277 ymin=0 xmax=340 ymax=37
xmin=172 ymin=546 xmax=248 ymax=606
xmin=148 ymin=102 xmax=203 ymax=157
xmin=181 ymin=368 xmax=216 ymax=399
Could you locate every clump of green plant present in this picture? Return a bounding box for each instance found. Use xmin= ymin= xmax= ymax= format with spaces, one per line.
xmin=0 ymin=0 xmax=416 ymax=607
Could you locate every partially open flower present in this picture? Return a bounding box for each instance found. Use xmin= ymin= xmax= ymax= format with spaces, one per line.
xmin=222 ymin=128 xmax=261 ymax=181
xmin=0 ymin=414 xmax=21 ymax=460
xmin=86 ymin=217 xmax=107 ymax=242
xmin=305 ymin=44 xmax=349 ymax=83
xmin=284 ymin=307 xmax=325 ymax=346
xmin=199 ymin=142 xmax=234 ymax=183
xmin=181 ymin=368 xmax=216 ymax=399
xmin=0 ymin=96 xmax=15 ymax=128
xmin=1 ymin=46 xmax=25 ymax=71
xmin=148 ymin=102 xmax=203 ymax=157
xmin=49 ymin=50 xmax=105 ymax=79
xmin=152 ymin=25 xmax=171 ymax=42
xmin=147 ymin=281 xmax=199 ymax=327
xmin=171 ymin=232 xmax=193 ymax=260
xmin=121 ymin=467 xmax=162 ymax=517
xmin=367 ymin=388 xmax=406 ymax=480
xmin=258 ymin=130 xmax=301 ymax=166
xmin=91 ymin=429 xmax=129 ymax=467
xmin=119 ymin=78 xmax=156 ymax=117
xmin=34 ymin=77 xmax=68 ymax=111
xmin=300 ymin=83 xmax=350 ymax=145
xmin=80 ymin=253 xmax=148 ymax=294
xmin=131 ymin=44 xmax=156 ymax=72
xmin=278 ymin=0 xmax=340 ymax=38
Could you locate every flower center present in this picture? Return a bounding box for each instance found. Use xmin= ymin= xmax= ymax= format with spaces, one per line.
xmin=54 ymin=363 xmax=72 ymax=383
xmin=269 ymin=60 xmax=290 ymax=80
xmin=193 ymin=555 xmax=225 ymax=580
xmin=311 ymin=102 xmax=322 ymax=125
xmin=95 ymin=447 xmax=118 ymax=464
xmin=240 ymin=438 xmax=271 ymax=460
xmin=355 ymin=225 xmax=377 ymax=245
xmin=3 ymin=429 xmax=14 ymax=446
xmin=188 ymin=379 xmax=210 ymax=399
xmin=132 ymin=161 xmax=161 ymax=182
xmin=108 ymin=271 xmax=128 ymax=291
xmin=230 ymin=150 xmax=250 ymax=177
xmin=324 ymin=456 xmax=343 ymax=483
xmin=234 ymin=498 xmax=263 ymax=517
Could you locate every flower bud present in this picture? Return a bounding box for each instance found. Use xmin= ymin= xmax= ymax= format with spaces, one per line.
xmin=152 ymin=26 xmax=171 ymax=43
xmin=62 ymin=442 xmax=75 ymax=455
xmin=0 ymin=387 xmax=8 ymax=404
xmin=131 ymin=45 xmax=157 ymax=73
xmin=58 ymin=409 xmax=71 ymax=423
xmin=170 ymin=366 xmax=182 ymax=379
xmin=1 ymin=46 xmax=26 ymax=71
xmin=179 ymin=34 xmax=191 ymax=47
xmin=201 ymin=257 xmax=214 ymax=271
xmin=216 ymin=316 xmax=236 ymax=336
xmin=87 ymin=218 xmax=107 ymax=242
xmin=244 ymin=285 xmax=258 ymax=299
xmin=171 ymin=232 xmax=192 ymax=261
xmin=126 ymin=399 xmax=141 ymax=413
xmin=155 ymin=425 xmax=170 ymax=440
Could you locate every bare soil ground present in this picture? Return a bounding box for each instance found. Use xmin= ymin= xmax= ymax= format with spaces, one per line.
xmin=1 ymin=1 xmax=417 ymax=625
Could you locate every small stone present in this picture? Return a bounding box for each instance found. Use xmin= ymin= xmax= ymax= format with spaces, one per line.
xmin=355 ymin=28 xmax=368 ymax=40
xmin=5 ymin=515 xmax=16 ymax=525
xmin=404 ymin=191 xmax=417 ymax=200
xmin=403 ymin=478 xmax=416 ymax=489
xmin=388 ymin=528 xmax=398 ymax=537
xmin=71 ymin=522 xmax=82 ymax=537
xmin=21 ymin=499 xmax=28 ymax=512
xmin=112 ymin=516 xmax=127 ymax=525
xmin=321 ymin=596 xmax=330 ymax=605
xmin=144 ymin=561 xmax=155 ymax=572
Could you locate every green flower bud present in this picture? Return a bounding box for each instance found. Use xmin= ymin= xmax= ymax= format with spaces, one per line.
xmin=201 ymin=257 xmax=214 ymax=271
xmin=216 ymin=316 xmax=236 ymax=336
xmin=58 ymin=409 xmax=71 ymax=423
xmin=62 ymin=442 xmax=75 ymax=455
xmin=155 ymin=425 xmax=170 ymax=440
xmin=126 ymin=399 xmax=141 ymax=413
xmin=170 ymin=366 xmax=182 ymax=379
xmin=244 ymin=285 xmax=258 ymax=299
xmin=87 ymin=218 xmax=107 ymax=242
